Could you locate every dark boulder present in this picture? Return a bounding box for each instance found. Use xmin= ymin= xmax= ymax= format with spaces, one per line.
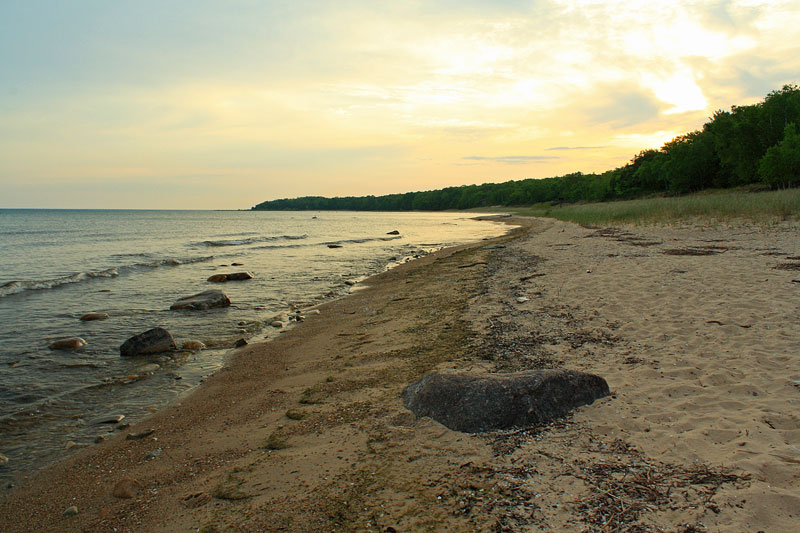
xmin=120 ymin=327 xmax=177 ymax=357
xmin=170 ymin=290 xmax=230 ymax=310
xmin=402 ymin=369 xmax=610 ymax=433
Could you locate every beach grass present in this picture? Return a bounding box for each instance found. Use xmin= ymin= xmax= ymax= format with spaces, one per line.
xmin=502 ymin=188 xmax=800 ymax=225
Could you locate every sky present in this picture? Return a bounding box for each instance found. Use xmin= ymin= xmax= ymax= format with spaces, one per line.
xmin=1 ymin=0 xmax=799 ymax=209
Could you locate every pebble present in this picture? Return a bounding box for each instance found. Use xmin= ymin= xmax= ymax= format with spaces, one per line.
xmin=234 ymin=338 xmax=248 ymax=347
xmin=270 ymin=321 xmax=284 ymax=328
xmin=94 ymin=435 xmax=106 ymax=444
xmin=181 ymin=340 xmax=206 ymax=351
xmin=145 ymin=448 xmax=162 ymax=460
xmin=516 ymin=296 xmax=530 ymax=303
xmin=0 ymin=453 xmax=8 ymax=465
xmin=63 ymin=505 xmax=79 ymax=517
xmin=126 ymin=429 xmax=155 ymax=440
xmin=136 ymin=363 xmax=160 ymax=374
xmin=49 ymin=338 xmax=87 ymax=351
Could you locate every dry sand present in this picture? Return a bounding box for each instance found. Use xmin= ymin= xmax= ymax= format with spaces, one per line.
xmin=1 ymin=217 xmax=799 ymax=532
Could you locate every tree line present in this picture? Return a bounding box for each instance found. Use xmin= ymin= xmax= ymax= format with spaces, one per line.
xmin=253 ymin=85 xmax=800 ymax=212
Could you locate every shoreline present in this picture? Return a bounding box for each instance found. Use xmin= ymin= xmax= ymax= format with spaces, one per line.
xmin=2 ymin=216 xmax=799 ymax=531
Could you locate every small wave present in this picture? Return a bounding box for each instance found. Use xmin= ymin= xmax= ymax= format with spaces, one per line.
xmin=0 ymin=256 xmax=214 ymax=298
xmin=194 ymin=234 xmax=308 ymax=247
xmin=323 ymin=235 xmax=403 ymax=246
xmin=0 ymin=268 xmax=120 ymax=297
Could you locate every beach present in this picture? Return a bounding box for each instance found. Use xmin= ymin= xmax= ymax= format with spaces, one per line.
xmin=1 ymin=216 xmax=799 ymax=531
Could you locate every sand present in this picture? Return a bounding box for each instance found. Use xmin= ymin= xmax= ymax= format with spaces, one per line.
xmin=1 ymin=217 xmax=798 ymax=532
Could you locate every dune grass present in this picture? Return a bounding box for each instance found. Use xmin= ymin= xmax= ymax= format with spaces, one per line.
xmin=503 ymin=188 xmax=800 ymax=226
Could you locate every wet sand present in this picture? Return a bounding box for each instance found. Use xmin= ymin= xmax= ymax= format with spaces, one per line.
xmin=1 ymin=217 xmax=798 ymax=531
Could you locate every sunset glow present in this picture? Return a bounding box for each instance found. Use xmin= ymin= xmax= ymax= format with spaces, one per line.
xmin=1 ymin=0 xmax=799 ymax=208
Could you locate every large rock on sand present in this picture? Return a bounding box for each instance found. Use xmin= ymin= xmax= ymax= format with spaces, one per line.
xmin=170 ymin=290 xmax=230 ymax=311
xmin=207 ymin=272 xmax=253 ymax=283
xmin=120 ymin=328 xmax=177 ymax=357
xmin=402 ymin=369 xmax=610 ymax=433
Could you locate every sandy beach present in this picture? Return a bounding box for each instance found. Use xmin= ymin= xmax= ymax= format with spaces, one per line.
xmin=1 ymin=216 xmax=799 ymax=532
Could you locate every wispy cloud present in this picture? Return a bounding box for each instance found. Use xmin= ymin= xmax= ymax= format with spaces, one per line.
xmin=462 ymin=155 xmax=560 ymax=165
xmin=547 ymin=146 xmax=607 ymax=151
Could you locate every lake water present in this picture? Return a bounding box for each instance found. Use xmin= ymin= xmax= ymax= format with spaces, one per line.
xmin=0 ymin=209 xmax=507 ymax=487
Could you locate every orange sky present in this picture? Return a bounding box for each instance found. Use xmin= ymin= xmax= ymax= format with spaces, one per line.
xmin=1 ymin=1 xmax=799 ymax=208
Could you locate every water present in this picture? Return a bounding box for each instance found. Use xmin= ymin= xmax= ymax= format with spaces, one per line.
xmin=0 ymin=209 xmax=507 ymax=486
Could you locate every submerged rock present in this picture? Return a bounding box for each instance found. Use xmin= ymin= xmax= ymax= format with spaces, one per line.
xmin=80 ymin=312 xmax=109 ymax=321
xmin=402 ymin=369 xmax=610 ymax=433
xmin=120 ymin=327 xmax=177 ymax=357
xmin=49 ymin=338 xmax=87 ymax=351
xmin=170 ymin=290 xmax=231 ymax=310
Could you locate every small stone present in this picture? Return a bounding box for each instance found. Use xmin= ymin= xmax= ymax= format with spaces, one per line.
xmin=182 ymin=340 xmax=206 ymax=351
xmin=145 ymin=448 xmax=162 ymax=460
xmin=516 ymin=296 xmax=530 ymax=303
xmin=231 ymin=262 xmax=243 ymax=266
xmin=0 ymin=453 xmax=8 ymax=465
xmin=344 ymin=280 xmax=356 ymax=286
xmin=327 ymin=244 xmax=342 ymax=248
xmin=270 ymin=321 xmax=284 ymax=328
xmin=63 ymin=505 xmax=79 ymax=517
xmin=90 ymin=414 xmax=125 ymax=425
xmin=234 ymin=338 xmax=248 ymax=347
xmin=49 ymin=338 xmax=87 ymax=351
xmin=65 ymin=441 xmax=77 ymax=449
xmin=126 ymin=429 xmax=155 ymax=440
xmin=135 ymin=363 xmax=160 ymax=374
xmin=386 ymin=230 xmax=400 ymax=235
xmin=80 ymin=312 xmax=109 ymax=321
xmin=94 ymin=435 xmax=106 ymax=443
xmin=112 ymin=477 xmax=142 ymax=499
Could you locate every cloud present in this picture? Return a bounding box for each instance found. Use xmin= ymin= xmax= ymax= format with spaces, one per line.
xmin=547 ymin=146 xmax=607 ymax=151
xmin=462 ymin=155 xmax=560 ymax=165
xmin=582 ymin=87 xmax=665 ymax=129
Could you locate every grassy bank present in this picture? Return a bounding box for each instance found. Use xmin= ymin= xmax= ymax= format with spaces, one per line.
xmin=501 ymin=188 xmax=800 ymax=225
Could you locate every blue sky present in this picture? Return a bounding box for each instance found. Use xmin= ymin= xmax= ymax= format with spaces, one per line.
xmin=1 ymin=0 xmax=799 ymax=208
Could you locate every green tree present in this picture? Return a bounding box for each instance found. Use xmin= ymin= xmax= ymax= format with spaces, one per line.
xmin=759 ymin=123 xmax=800 ymax=188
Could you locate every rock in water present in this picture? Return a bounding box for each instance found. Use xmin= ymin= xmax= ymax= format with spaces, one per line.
xmin=170 ymin=290 xmax=230 ymax=310
xmin=120 ymin=328 xmax=176 ymax=357
xmin=226 ymin=272 xmax=253 ymax=281
xmin=207 ymin=272 xmax=253 ymax=282
xmin=80 ymin=312 xmax=109 ymax=321
xmin=386 ymin=230 xmax=400 ymax=235
xmin=402 ymin=369 xmax=610 ymax=433
xmin=182 ymin=340 xmax=206 ymax=351
xmin=49 ymin=338 xmax=87 ymax=351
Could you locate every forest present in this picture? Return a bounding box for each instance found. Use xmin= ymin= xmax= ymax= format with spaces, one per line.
xmin=252 ymin=85 xmax=800 ymax=212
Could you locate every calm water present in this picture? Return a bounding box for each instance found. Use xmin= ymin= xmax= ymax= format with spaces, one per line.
xmin=0 ymin=209 xmax=507 ymax=487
